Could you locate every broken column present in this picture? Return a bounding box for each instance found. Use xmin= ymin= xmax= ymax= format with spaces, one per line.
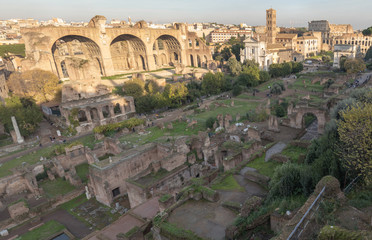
xmin=11 ymin=116 xmax=24 ymax=144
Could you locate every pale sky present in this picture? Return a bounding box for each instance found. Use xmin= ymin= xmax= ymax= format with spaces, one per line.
xmin=1 ymin=0 xmax=371 ymax=30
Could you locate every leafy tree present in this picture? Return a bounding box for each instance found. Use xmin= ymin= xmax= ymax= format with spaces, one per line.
xmin=242 ymin=62 xmax=260 ymax=82
xmin=8 ymin=69 xmax=59 ymax=103
xmin=201 ymin=72 xmax=225 ymax=95
xmin=292 ymin=62 xmax=304 ymax=73
xmin=163 ymin=82 xmax=188 ymax=107
xmin=364 ymin=46 xmax=372 ymax=61
xmin=206 ymin=116 xmax=217 ymax=129
xmin=186 ymin=81 xmax=202 ymax=101
xmin=338 ymin=103 xmax=372 ymax=183
xmin=362 ymin=27 xmax=372 ymax=36
xmin=0 ymin=96 xmax=43 ymax=137
xmin=221 ymin=47 xmax=232 ymax=61
xmin=232 ymin=84 xmax=242 ymax=96
xmin=343 ymin=58 xmax=366 ymax=74
xmin=270 ymin=82 xmax=285 ymax=95
xmin=231 ymin=43 xmax=244 ymax=61
xmin=259 ymin=71 xmax=270 ymax=83
xmin=145 ymin=80 xmax=161 ymax=94
xmin=238 ymin=73 xmax=259 ymax=87
xmin=121 ymin=82 xmax=144 ymax=99
xmin=227 ymin=57 xmax=241 ymax=76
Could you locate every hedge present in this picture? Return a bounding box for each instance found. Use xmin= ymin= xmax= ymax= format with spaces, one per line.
xmin=93 ymin=118 xmax=145 ymax=135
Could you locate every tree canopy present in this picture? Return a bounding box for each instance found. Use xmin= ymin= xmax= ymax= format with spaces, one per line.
xmin=8 ymin=69 xmax=60 ymax=103
xmin=0 ymin=96 xmax=43 ymax=137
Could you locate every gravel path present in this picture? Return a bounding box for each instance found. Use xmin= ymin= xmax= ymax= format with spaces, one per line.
xmin=265 ymin=142 xmax=287 ymax=162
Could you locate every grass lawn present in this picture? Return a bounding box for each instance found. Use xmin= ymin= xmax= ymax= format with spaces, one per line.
xmin=0 ymin=134 xmax=98 ymax=179
xmin=281 ymin=145 xmax=308 ymax=163
xmin=192 ymin=99 xmax=260 ymax=122
xmin=60 ymin=194 xmax=120 ymax=230
xmin=246 ymin=153 xmax=282 ymax=178
xmin=40 ymin=178 xmax=76 ymax=198
xmin=75 ymin=163 xmax=89 ymax=183
xmin=0 ymin=138 xmax=12 ymax=147
xmin=119 ymin=121 xmax=205 ymax=145
xmin=60 ymin=194 xmax=89 ymax=211
xmin=16 ymin=220 xmax=65 ymax=240
xmin=0 ymin=44 xmax=25 ymax=57
xmin=211 ymin=174 xmax=244 ymax=192
xmin=0 ymin=146 xmax=56 ymax=178
xmin=236 ymin=93 xmax=261 ymax=100
xmin=257 ymin=79 xmax=284 ymax=92
xmin=288 ymin=77 xmax=324 ymax=92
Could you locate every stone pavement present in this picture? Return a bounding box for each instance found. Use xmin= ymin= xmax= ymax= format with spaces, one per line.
xmin=265 ymin=142 xmax=287 ymax=162
xmin=88 ymin=197 xmax=160 ymax=240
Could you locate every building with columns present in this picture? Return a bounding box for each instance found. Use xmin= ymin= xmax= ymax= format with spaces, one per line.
xmin=59 ymin=81 xmax=135 ymax=133
xmin=240 ymin=36 xmax=273 ymax=70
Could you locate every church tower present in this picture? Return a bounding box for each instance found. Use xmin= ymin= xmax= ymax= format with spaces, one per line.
xmin=266 ymin=8 xmax=277 ymax=44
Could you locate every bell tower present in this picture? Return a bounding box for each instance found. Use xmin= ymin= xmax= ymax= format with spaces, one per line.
xmin=266 ymin=8 xmax=277 ymax=44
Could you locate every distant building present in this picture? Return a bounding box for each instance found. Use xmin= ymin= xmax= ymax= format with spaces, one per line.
xmin=210 ymin=29 xmax=252 ymax=43
xmin=240 ymin=36 xmax=272 ymax=70
xmin=296 ymin=36 xmax=318 ymax=57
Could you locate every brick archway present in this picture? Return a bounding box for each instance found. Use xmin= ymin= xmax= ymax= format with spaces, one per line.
xmin=288 ymin=107 xmax=327 ymax=134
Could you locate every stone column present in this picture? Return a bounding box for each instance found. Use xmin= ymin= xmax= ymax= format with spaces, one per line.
xmin=120 ymin=104 xmax=125 ymax=115
xmin=98 ymin=107 xmax=104 ymax=120
xmin=109 ymin=105 xmax=115 ymax=118
xmin=85 ymin=109 xmax=92 ymax=123
xmin=130 ymin=100 xmax=135 ymax=112
xmin=11 ymin=116 xmax=24 ymax=143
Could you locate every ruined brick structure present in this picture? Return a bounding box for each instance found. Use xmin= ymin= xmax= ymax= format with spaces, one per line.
xmin=88 ymin=139 xmax=190 ymax=207
xmin=20 ymin=16 xmax=213 ymax=81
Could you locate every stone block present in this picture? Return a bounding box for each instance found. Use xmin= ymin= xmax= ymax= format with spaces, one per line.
xmin=8 ymin=201 xmax=29 ymax=220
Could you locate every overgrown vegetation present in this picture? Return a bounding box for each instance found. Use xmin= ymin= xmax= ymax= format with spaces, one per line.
xmin=0 ymin=44 xmax=25 ymax=57
xmin=93 ymin=118 xmax=145 ymax=136
xmin=15 ymin=220 xmax=65 ymax=240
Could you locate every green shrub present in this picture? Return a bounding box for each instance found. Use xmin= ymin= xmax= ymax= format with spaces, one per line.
xmin=268 ymin=163 xmax=316 ymax=199
xmin=206 ymin=116 xmax=217 ymax=129
xmin=93 ymin=118 xmax=145 ymax=135
xmin=318 ymin=225 xmax=363 ymax=240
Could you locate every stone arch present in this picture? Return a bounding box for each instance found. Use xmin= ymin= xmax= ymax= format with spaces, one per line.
xmin=202 ymin=55 xmax=208 ymax=68
xmin=291 ymin=108 xmax=326 ymax=134
xmin=51 ymin=35 xmax=104 ymax=80
xmin=114 ymin=103 xmax=122 ymax=115
xmin=90 ymin=108 xmax=99 ymax=122
xmin=152 ymin=35 xmax=182 ymax=66
xmin=197 ymin=55 xmax=201 ymax=67
xmin=110 ymin=34 xmax=147 ymax=72
xmin=78 ymin=109 xmax=87 ymax=123
xmin=102 ymin=105 xmax=111 ymax=118
xmin=190 ymin=55 xmax=194 ymax=67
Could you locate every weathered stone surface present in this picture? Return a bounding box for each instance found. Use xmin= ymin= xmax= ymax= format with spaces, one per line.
xmin=241 ymin=196 xmax=263 ymax=217
xmin=8 ymin=201 xmax=29 ymax=220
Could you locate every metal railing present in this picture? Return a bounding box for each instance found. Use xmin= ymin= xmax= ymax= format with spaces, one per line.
xmin=287 ymin=186 xmax=326 ymax=240
xmin=343 ymin=176 xmax=361 ymax=195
